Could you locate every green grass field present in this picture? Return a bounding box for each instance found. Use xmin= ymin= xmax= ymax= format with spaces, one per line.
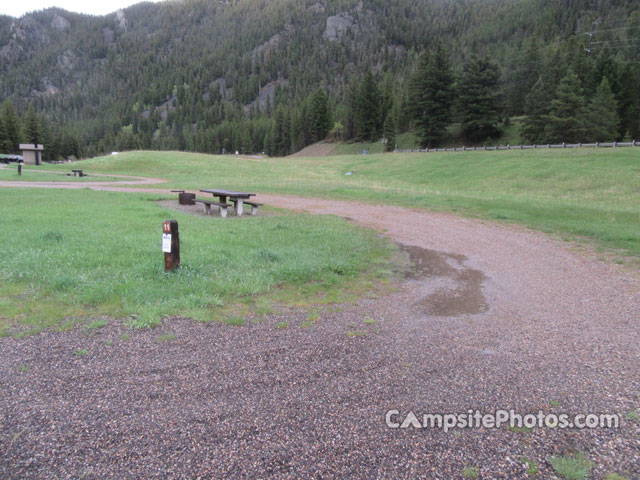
xmin=2 ymin=147 xmax=637 ymax=334
xmin=56 ymin=147 xmax=640 ymax=258
xmin=0 ymin=189 xmax=391 ymax=334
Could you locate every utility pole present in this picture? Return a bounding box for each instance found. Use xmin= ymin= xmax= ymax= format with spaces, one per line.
xmin=584 ymin=32 xmax=593 ymax=60
xmin=33 ymin=134 xmax=41 ymax=166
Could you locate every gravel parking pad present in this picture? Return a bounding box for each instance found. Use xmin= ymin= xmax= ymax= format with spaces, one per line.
xmin=1 ymin=194 xmax=639 ymax=479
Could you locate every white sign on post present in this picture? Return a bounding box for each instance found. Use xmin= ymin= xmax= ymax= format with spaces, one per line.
xmin=162 ymin=233 xmax=172 ymax=253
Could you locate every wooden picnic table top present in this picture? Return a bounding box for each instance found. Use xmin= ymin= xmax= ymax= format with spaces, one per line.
xmin=200 ymin=189 xmax=255 ymax=199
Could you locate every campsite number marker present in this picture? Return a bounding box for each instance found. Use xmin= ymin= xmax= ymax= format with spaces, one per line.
xmin=163 ymin=220 xmax=180 ymax=271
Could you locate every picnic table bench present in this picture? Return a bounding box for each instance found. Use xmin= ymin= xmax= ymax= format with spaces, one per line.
xmin=200 ymin=189 xmax=257 ymax=216
xmin=194 ymin=199 xmax=231 ymax=217
xmin=71 ymin=169 xmax=85 ymax=177
xmin=242 ymin=200 xmax=263 ymax=216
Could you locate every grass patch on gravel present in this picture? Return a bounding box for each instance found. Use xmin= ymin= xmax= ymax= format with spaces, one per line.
xmin=605 ymin=474 xmax=628 ymax=480
xmin=0 ymin=188 xmax=392 ymax=332
xmin=72 ymin=148 xmax=640 ymax=258
xmin=521 ymin=456 xmax=539 ymax=476
xmin=222 ymin=316 xmax=249 ymax=326
xmin=86 ymin=319 xmax=108 ymax=330
xmin=549 ymin=451 xmax=593 ymax=480
xmin=462 ymin=466 xmax=479 ymax=478
xmin=157 ymin=333 xmax=177 ymax=342
xmin=506 ymin=425 xmax=534 ymax=434
xmin=346 ymin=330 xmax=368 ymax=337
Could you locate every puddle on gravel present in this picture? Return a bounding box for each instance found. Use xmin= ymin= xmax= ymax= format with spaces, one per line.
xmin=401 ymin=244 xmax=488 ymax=317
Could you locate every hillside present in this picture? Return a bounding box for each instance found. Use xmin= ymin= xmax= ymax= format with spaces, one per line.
xmin=0 ymin=0 xmax=639 ymax=158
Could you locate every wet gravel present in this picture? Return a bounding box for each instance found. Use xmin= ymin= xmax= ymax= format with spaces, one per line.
xmin=1 ymin=194 xmax=639 ymax=479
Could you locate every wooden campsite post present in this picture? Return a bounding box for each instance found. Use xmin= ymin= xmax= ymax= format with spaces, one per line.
xmin=163 ymin=220 xmax=180 ymax=271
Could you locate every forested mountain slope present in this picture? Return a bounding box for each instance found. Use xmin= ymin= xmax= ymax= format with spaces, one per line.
xmin=0 ymin=0 xmax=638 ymax=158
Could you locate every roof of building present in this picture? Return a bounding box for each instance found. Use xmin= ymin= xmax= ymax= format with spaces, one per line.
xmin=19 ymin=144 xmax=44 ymax=151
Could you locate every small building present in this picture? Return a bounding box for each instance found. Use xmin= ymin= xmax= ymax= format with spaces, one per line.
xmin=19 ymin=144 xmax=44 ymax=165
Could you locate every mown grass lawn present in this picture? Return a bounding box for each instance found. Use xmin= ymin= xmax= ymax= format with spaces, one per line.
xmin=0 ymin=189 xmax=391 ymax=334
xmin=62 ymin=148 xmax=640 ymax=258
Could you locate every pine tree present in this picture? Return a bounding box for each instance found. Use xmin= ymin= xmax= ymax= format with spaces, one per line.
xmin=1 ymin=100 xmax=21 ymax=153
xmin=383 ymin=113 xmax=396 ymax=152
xmin=521 ymin=77 xmax=552 ymax=144
xmin=355 ymin=71 xmax=381 ymax=141
xmin=310 ymin=89 xmax=330 ymax=143
xmin=0 ymin=114 xmax=7 ymax=153
xmin=617 ymin=63 xmax=640 ymax=140
xmin=394 ymin=85 xmax=411 ymax=134
xmin=38 ymin=115 xmax=54 ymax=161
xmin=271 ymin=106 xmax=291 ymax=156
xmin=409 ymin=45 xmax=454 ymax=148
xmin=565 ymin=37 xmax=592 ymax=94
xmin=457 ymin=56 xmax=502 ymax=143
xmin=543 ymin=71 xmax=586 ymax=143
xmin=22 ymin=105 xmax=42 ymax=144
xmin=379 ymin=71 xmax=395 ymax=130
xmin=264 ymin=127 xmax=274 ymax=156
xmin=240 ymin=124 xmax=252 ymax=153
xmin=506 ymin=38 xmax=540 ymax=115
xmin=590 ymin=49 xmax=621 ymax=97
xmin=344 ymin=79 xmax=360 ymax=140
xmin=583 ymin=78 xmax=620 ymax=142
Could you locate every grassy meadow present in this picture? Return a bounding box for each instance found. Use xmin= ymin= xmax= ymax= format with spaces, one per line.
xmin=0 ymin=189 xmax=391 ymax=334
xmin=54 ymin=147 xmax=640 ymax=258
xmin=2 ymin=146 xmax=637 ymax=334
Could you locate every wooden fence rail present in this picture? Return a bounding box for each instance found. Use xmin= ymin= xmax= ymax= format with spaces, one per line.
xmin=396 ymin=140 xmax=639 ymax=153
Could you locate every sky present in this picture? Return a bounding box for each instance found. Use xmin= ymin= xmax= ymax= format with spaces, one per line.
xmin=0 ymin=1 xmax=160 ymax=18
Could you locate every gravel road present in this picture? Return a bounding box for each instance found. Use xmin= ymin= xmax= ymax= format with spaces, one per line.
xmin=1 ymin=188 xmax=639 ymax=479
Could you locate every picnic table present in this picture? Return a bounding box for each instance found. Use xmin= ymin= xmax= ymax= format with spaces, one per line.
xmin=200 ymin=189 xmax=257 ymax=216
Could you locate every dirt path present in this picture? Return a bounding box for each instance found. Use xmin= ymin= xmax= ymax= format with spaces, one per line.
xmin=0 ymin=168 xmax=166 ymax=188
xmin=1 ymin=183 xmax=639 ymax=478
xmin=288 ymin=142 xmax=336 ymax=157
xmin=257 ymin=193 xmax=639 ymax=336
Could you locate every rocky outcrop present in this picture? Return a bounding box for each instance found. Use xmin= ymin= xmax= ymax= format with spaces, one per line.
xmin=308 ymin=3 xmax=325 ymax=14
xmin=245 ymin=78 xmax=289 ymax=112
xmin=323 ymin=13 xmax=354 ymax=41
xmin=115 ymin=9 xmax=127 ymax=31
xmin=251 ymin=33 xmax=281 ymax=62
xmin=51 ymin=13 xmax=70 ymax=30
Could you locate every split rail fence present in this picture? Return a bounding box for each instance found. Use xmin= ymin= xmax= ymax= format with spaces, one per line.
xmin=396 ymin=140 xmax=640 ymax=153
